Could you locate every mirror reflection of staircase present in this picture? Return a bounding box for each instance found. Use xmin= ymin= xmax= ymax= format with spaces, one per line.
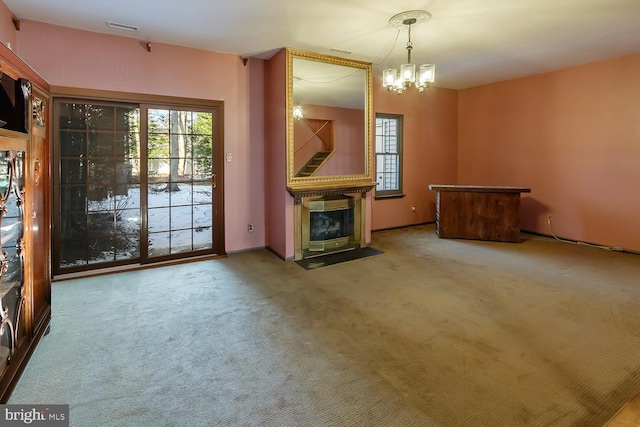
xmin=295 ymin=118 xmax=334 ymax=177
xmin=296 ymin=151 xmax=331 ymax=177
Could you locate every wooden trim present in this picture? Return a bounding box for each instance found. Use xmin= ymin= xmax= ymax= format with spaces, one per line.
xmin=53 ymin=253 xmax=227 ymax=282
xmin=51 ymin=86 xmax=224 ymax=109
xmin=287 ymin=181 xmax=375 ymax=199
xmin=0 ymin=135 xmax=28 ymax=150
xmin=290 ymin=185 xmax=374 ymax=260
xmin=0 ymin=44 xmax=49 ymax=89
xmin=429 ymin=184 xmax=531 ymax=193
xmin=51 ymin=95 xmax=226 ymax=274
xmin=0 ymin=34 xmax=51 ymax=405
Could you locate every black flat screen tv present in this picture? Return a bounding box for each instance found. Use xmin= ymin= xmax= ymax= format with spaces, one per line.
xmin=0 ymin=74 xmax=29 ymax=133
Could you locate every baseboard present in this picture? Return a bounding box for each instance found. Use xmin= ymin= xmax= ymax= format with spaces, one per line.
xmin=53 ymin=253 xmax=229 ymax=282
xmin=372 ymin=221 xmax=435 ymax=233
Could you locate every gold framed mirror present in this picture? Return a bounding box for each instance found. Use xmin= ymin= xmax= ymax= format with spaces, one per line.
xmin=286 ymin=48 xmax=372 ymax=189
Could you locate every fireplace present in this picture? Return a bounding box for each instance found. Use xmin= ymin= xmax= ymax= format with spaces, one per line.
xmin=308 ymin=196 xmax=355 ymax=252
xmin=287 ymin=182 xmax=375 ymax=260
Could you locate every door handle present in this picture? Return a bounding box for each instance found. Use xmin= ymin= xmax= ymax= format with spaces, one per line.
xmin=212 ymin=173 xmax=217 ymax=189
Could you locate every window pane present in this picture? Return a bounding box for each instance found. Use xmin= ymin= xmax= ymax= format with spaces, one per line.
xmin=115 ymin=208 xmax=140 ymax=259
xmin=88 ymin=159 xmax=115 ymax=183
xmin=170 ymin=230 xmax=192 ymax=254
xmin=56 ymin=100 xmax=141 ymax=273
xmin=375 ymin=114 xmax=402 ymax=195
xmin=115 ymin=132 xmax=139 ymax=158
xmin=88 ymin=132 xmax=114 ymax=157
xmin=174 ymin=159 xmax=193 ymax=182
xmin=60 ymin=213 xmax=86 ymax=240
xmin=148 ymin=109 xmax=170 ymax=134
xmin=148 ymin=133 xmax=170 ymax=159
xmin=59 ymin=131 xmax=86 ymax=156
xmin=194 ymin=204 xmax=213 ymax=229
xmin=193 ymin=181 xmax=212 ymax=205
xmin=193 ymin=158 xmax=212 ymax=179
xmin=116 ymin=107 xmax=139 ymax=131
xmin=148 ymin=232 xmax=170 ymax=257
xmin=193 ymin=227 xmax=212 ymax=250
xmin=60 ymin=186 xmax=87 ymax=212
xmin=60 ymin=159 xmax=86 ymax=184
xmin=59 ymin=239 xmax=87 ymax=267
xmin=87 ymin=105 xmax=115 ymax=130
xmin=376 ymin=154 xmax=399 ymax=191
xmin=58 ymin=104 xmax=87 ymax=130
xmin=148 ymin=207 xmax=170 ymax=232
xmin=146 ymin=109 xmax=214 ymax=259
xmin=171 ymin=206 xmax=193 ymax=231
xmin=87 ymin=236 xmax=115 ymax=263
xmin=148 ymin=184 xmax=170 ymax=208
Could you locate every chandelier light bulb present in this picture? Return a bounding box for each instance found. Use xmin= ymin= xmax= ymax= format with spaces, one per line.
xmin=401 ymin=63 xmax=416 ymax=86
xmin=383 ymin=69 xmax=398 ymax=90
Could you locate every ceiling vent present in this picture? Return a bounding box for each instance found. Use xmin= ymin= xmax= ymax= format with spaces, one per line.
xmin=329 ymin=48 xmax=352 ymax=55
xmin=106 ymin=21 xmax=139 ymax=32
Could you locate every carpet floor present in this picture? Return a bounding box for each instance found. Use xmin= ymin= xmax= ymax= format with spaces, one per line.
xmin=9 ymin=224 xmax=640 ymax=426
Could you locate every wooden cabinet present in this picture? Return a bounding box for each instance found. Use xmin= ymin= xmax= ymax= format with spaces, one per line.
xmin=0 ymin=45 xmax=51 ymax=402
xmin=429 ymin=185 xmax=531 ymax=243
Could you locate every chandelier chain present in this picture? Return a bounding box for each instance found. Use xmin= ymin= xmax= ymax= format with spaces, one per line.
xmin=406 ymin=24 xmax=413 ymax=64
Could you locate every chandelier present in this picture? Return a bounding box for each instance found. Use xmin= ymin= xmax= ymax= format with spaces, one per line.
xmin=383 ymin=10 xmax=435 ymax=93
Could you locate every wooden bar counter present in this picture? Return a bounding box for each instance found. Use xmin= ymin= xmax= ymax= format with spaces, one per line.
xmin=428 ymin=185 xmax=531 ymax=243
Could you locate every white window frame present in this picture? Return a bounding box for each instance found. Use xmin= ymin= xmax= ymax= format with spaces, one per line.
xmin=375 ymin=113 xmax=403 ymax=197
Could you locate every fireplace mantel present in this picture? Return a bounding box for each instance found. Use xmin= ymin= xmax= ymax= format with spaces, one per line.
xmin=287 ymin=181 xmax=376 ymax=202
xmin=288 ymin=181 xmax=375 ymax=260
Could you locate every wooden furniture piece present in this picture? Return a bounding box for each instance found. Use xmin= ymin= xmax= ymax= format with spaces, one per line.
xmin=0 ymin=44 xmax=51 ymax=402
xmin=428 ymin=185 xmax=531 ymax=243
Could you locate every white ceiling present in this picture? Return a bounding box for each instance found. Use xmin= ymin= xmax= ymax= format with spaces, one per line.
xmin=5 ymin=0 xmax=640 ymax=89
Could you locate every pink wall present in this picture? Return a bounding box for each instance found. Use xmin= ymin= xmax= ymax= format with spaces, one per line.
xmin=12 ymin=9 xmax=638 ymax=255
xmin=459 ymin=53 xmax=640 ymax=252
xmin=293 ymin=104 xmax=365 ymax=176
xmin=371 ymin=79 xmax=459 ymax=230
xmin=0 ymin=1 xmax=16 ymax=52
xmin=264 ymin=49 xmax=292 ymax=259
xmin=15 ymin=20 xmax=266 ymax=253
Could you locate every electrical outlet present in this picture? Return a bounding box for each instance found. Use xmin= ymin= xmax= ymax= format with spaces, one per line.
xmin=248 ymin=222 xmax=254 ymax=232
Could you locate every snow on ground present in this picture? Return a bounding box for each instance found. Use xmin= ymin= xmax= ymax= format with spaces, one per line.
xmin=68 ymin=182 xmax=213 ymax=265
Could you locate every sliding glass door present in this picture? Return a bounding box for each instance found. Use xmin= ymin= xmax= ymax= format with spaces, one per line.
xmin=57 ymin=102 xmax=142 ymax=268
xmin=54 ymin=98 xmax=223 ymax=275
xmin=143 ymin=108 xmax=215 ymax=260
